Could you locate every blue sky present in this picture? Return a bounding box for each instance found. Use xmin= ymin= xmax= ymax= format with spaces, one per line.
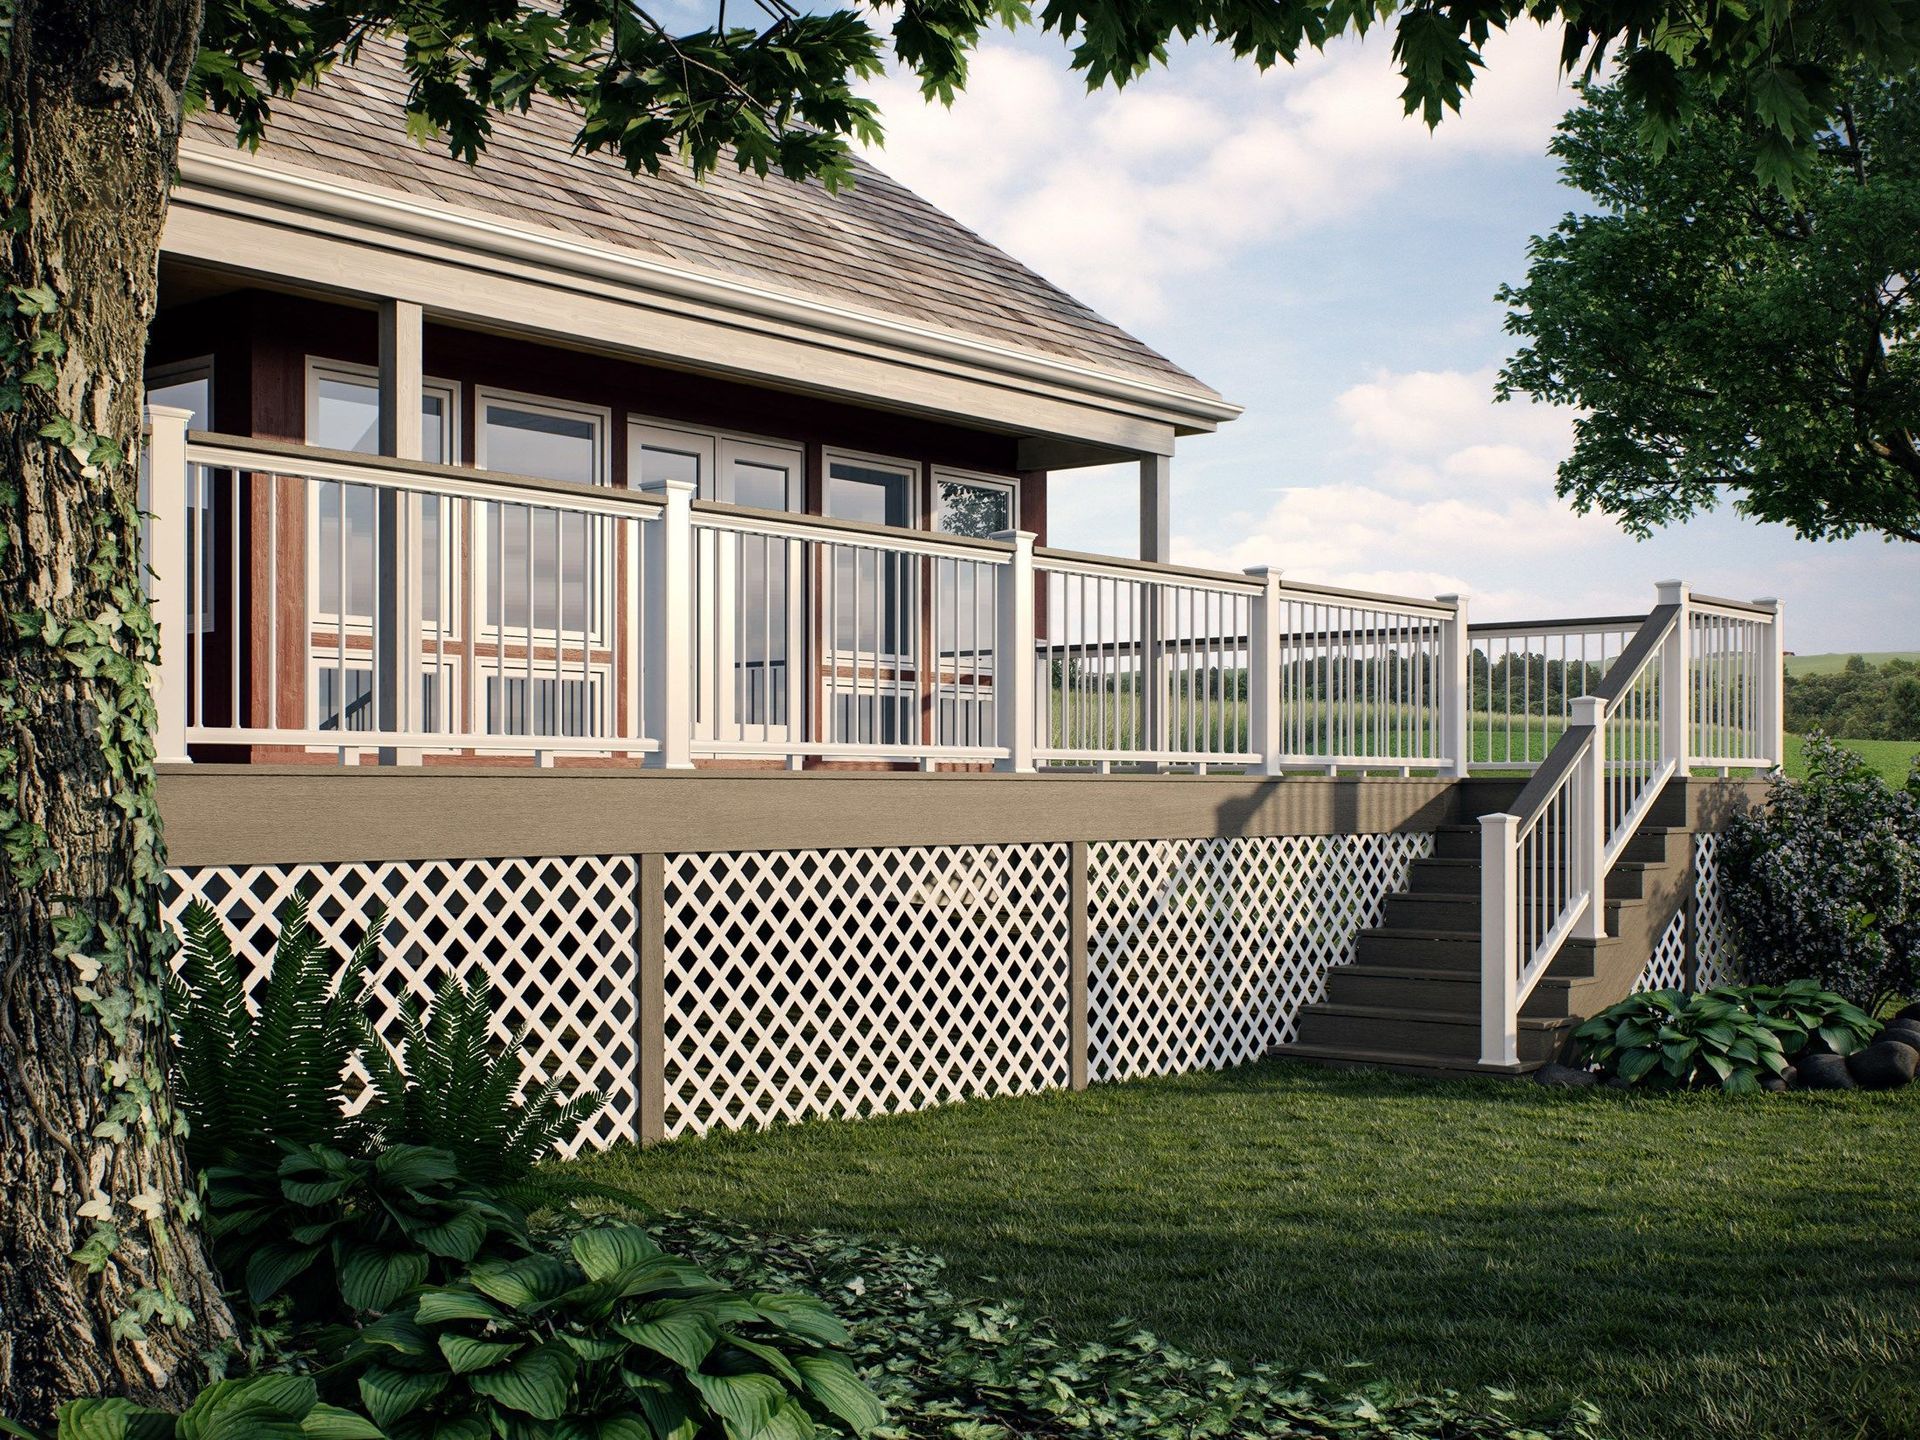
xmin=855 ymin=25 xmax=1920 ymax=654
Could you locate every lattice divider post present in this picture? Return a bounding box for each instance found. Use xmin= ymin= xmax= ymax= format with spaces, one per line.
xmin=165 ymin=856 xmax=644 ymax=1156
xmin=1086 ymin=832 xmax=1431 ymax=1082
xmin=661 ymin=843 xmax=1074 ymax=1137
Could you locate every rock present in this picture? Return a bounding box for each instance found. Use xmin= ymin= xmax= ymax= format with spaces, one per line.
xmin=1878 ymin=1021 xmax=1920 ymax=1051
xmin=1894 ymin=1002 xmax=1920 ymax=1025
xmin=1796 ymin=1031 xmax=1836 ymax=1058
xmin=1848 ymin=1041 xmax=1919 ymax=1090
xmin=1760 ymin=1074 xmax=1789 ymax=1093
xmin=1795 ymin=1053 xmax=1855 ymax=1090
xmin=1535 ymin=1063 xmax=1599 ymax=1088
xmin=1604 ymin=1074 xmax=1635 ymax=1090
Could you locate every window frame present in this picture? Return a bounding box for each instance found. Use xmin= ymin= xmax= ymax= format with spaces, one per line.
xmin=823 ymin=447 xmax=922 ymax=530
xmin=930 ymin=466 xmax=1020 ymax=539
xmin=627 ymin=415 xmax=804 ymax=512
xmin=142 ymin=356 xmax=218 ymax=633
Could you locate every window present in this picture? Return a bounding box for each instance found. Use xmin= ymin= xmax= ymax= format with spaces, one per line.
xmin=304 ymin=359 xmax=458 ymax=627
xmin=934 ymin=471 xmax=1016 ymax=539
xmin=475 ymin=390 xmax=611 ymax=637
xmin=825 ymin=452 xmax=918 ymax=659
xmin=312 ymin=659 xmax=459 ymax=736
xmin=146 ymin=358 xmax=212 ymax=429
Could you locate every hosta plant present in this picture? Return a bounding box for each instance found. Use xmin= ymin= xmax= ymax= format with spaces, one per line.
xmin=1573 ymin=987 xmax=1808 ymax=1092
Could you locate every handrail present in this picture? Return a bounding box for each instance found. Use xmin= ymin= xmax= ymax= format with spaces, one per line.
xmin=1590 ymin=604 xmax=1680 ymax=708
xmin=1470 ymin=614 xmax=1647 ymax=636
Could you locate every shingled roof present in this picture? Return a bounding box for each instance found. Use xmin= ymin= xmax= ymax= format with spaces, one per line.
xmin=181 ymin=45 xmax=1222 ymax=404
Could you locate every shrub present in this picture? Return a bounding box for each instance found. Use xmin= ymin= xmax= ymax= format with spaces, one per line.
xmin=2 ymin=895 xmax=888 ymax=1440
xmin=1719 ymin=735 xmax=1920 ymax=1013
xmin=1572 ymin=982 xmax=1880 ymax=1091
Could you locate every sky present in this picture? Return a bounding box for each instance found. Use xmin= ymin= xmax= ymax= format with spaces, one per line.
xmin=851 ymin=24 xmax=1920 ymax=654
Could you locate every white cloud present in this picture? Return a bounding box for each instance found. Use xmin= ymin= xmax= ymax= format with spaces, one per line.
xmin=860 ymin=24 xmax=1575 ymax=322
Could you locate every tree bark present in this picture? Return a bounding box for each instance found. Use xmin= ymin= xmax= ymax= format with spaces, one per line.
xmin=0 ymin=0 xmax=234 ymax=1425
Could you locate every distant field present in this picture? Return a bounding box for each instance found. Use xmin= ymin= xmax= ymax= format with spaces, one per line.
xmin=1784 ymin=651 xmax=1920 ymax=676
xmin=1786 ymin=732 xmax=1918 ymax=784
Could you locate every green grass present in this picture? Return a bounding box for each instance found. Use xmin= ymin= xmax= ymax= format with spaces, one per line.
xmin=1785 ymin=733 xmax=1918 ymax=783
xmin=574 ymin=1062 xmax=1920 ymax=1440
xmin=1785 ymin=651 xmax=1920 ymax=677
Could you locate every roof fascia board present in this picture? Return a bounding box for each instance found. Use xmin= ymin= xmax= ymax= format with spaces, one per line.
xmin=175 ymin=144 xmax=1242 ymax=433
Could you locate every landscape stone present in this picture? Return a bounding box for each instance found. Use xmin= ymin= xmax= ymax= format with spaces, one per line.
xmin=1795 ymin=1053 xmax=1855 ymax=1090
xmin=1535 ymin=1063 xmax=1599 ymax=1088
xmin=1847 ymin=1041 xmax=1918 ymax=1090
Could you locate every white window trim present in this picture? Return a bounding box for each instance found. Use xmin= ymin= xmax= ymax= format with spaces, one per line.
xmin=302 ymin=357 xmax=463 ymax=641
xmin=628 ymin=415 xmax=803 ymax=511
xmin=473 ymin=386 xmax=616 ymax=649
xmin=306 ymin=652 xmax=464 ymax=751
xmin=303 ymin=356 xmax=461 ymax=463
xmin=931 ymin=466 xmax=1020 ymax=537
xmin=823 ymin=447 xmax=922 ymax=530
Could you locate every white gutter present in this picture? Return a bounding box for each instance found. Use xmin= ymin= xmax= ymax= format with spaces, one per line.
xmin=175 ymin=144 xmax=1245 ymax=430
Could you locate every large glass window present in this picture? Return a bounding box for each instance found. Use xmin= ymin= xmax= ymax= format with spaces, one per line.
xmin=143 ymin=361 xmax=215 ymax=629
xmin=305 ymin=362 xmax=456 ymax=626
xmin=477 ymin=392 xmax=609 ymax=636
xmin=935 ymin=474 xmax=1014 ymax=538
xmin=825 ymin=455 xmax=916 ymax=658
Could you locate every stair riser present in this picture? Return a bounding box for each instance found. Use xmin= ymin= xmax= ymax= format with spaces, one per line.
xmin=1621 ymin=830 xmax=1686 ymax=865
xmin=1297 ymin=1010 xmax=1567 ymax=1063
xmin=1606 ymin=868 xmax=1651 ymax=900
xmin=1431 ymin=829 xmax=1479 ymax=860
xmin=1355 ymin=933 xmax=1481 ymax=971
xmin=1406 ymin=862 xmax=1481 ymax=895
xmin=1326 ymin=971 xmax=1479 ymax=1011
xmin=1382 ymin=895 xmax=1480 ymax=930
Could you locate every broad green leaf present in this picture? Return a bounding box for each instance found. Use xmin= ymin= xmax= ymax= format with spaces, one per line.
xmin=245 ymin=1240 xmax=325 ymax=1305
xmin=53 ymin=1399 xmax=173 ymax=1440
xmin=414 ymin=1288 xmax=507 ymax=1325
xmin=468 ymin=1340 xmax=577 ymax=1420
xmin=407 ymin=1207 xmax=489 ymax=1262
xmin=439 ymin=1331 xmax=526 ymax=1375
xmin=340 ymin=1245 xmax=430 ymax=1313
xmin=685 ymin=1373 xmax=787 ymax=1438
xmin=175 ymin=1377 xmax=316 ymax=1440
xmin=614 ymin=1307 xmax=720 ymax=1371
xmin=751 ymin=1293 xmax=848 ymax=1347
xmin=297 ymin=1407 xmax=384 ymax=1440
xmin=373 ymin=1144 xmax=460 ymax=1188
xmin=571 ymin=1225 xmax=662 ymax=1282
xmin=796 ymin=1354 xmax=887 ymax=1435
xmin=357 ymin=1366 xmax=448 ymax=1429
xmin=468 ymin=1254 xmax=573 ymax=1310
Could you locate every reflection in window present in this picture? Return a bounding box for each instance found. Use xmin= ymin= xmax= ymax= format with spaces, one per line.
xmin=485 ymin=673 xmax=606 ymax=737
xmin=309 ymin=370 xmax=452 ymax=625
xmin=826 ymin=459 xmax=913 ymax=656
xmin=478 ymin=398 xmax=606 ymax=635
xmin=314 ymin=663 xmax=453 ymax=733
xmin=935 ymin=477 xmax=1012 ymax=538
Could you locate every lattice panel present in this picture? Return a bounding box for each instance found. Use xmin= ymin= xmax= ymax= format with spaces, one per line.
xmin=1637 ymin=909 xmax=1690 ymax=992
xmin=1691 ymin=831 xmax=1735 ymax=988
xmin=164 ymin=857 xmax=641 ymax=1156
xmin=663 ymin=844 xmax=1073 ymax=1137
xmin=1087 ymin=833 xmax=1431 ymax=1081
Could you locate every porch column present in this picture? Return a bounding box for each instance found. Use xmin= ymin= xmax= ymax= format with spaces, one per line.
xmin=376 ymin=298 xmax=424 ymax=763
xmin=1138 ymin=453 xmax=1171 ymax=564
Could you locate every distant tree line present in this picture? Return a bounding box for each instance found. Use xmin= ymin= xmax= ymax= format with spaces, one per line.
xmin=1786 ymin=657 xmax=1920 ymax=741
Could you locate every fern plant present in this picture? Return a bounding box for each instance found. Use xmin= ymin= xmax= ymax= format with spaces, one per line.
xmin=362 ymin=973 xmax=606 ymax=1186
xmin=168 ymin=893 xmax=382 ymax=1171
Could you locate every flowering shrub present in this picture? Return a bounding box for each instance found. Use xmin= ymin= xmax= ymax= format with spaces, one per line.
xmin=1720 ymin=736 xmax=1920 ymax=1013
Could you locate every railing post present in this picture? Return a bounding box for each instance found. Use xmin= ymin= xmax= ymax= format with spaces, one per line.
xmin=992 ymin=528 xmax=1037 ymax=773
xmin=1245 ymin=566 xmax=1283 ymax=775
xmin=1753 ymin=596 xmax=1783 ymax=767
xmin=1068 ymin=839 xmax=1090 ymax=1090
xmin=145 ymin=404 xmax=194 ymax=766
xmin=1657 ymin=580 xmax=1691 ymax=775
xmin=640 ymin=479 xmax=696 ymax=769
xmin=1436 ymin=593 xmax=1468 ymax=778
xmin=1479 ymin=811 xmax=1520 ymax=1067
xmin=1569 ymin=695 xmax=1607 ymax=941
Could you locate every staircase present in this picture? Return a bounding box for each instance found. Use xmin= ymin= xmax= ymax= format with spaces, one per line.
xmin=1275 ymin=781 xmax=1696 ymax=1076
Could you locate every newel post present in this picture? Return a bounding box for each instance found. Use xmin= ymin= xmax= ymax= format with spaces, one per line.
xmin=1245 ymin=566 xmax=1283 ymax=775
xmin=640 ymin=479 xmax=696 ymax=769
xmin=1479 ymin=811 xmax=1520 ymax=1067
xmin=1570 ymin=695 xmax=1607 ymax=941
xmin=1657 ymin=580 xmax=1691 ymax=775
xmin=992 ymin=529 xmax=1037 ymax=773
xmin=145 ymin=404 xmax=194 ymax=766
xmin=1754 ymin=596 xmax=1784 ymax=767
xmin=1437 ymin=593 xmax=1469 ymax=778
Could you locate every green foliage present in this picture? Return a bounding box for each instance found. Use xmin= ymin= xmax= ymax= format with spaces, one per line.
xmin=648 ymin=1213 xmax=1606 ymax=1440
xmin=1720 ymin=735 xmax=1920 ymax=1012
xmin=1499 ymin=71 xmax=1920 ymax=542
xmin=1786 ymin=655 xmax=1920 ymax=740
xmin=189 ymin=0 xmax=1920 ymax=208
xmin=1572 ymin=982 xmax=1881 ymax=1091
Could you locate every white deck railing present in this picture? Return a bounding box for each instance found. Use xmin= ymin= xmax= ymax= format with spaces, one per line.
xmin=142 ymin=414 xmax=1781 ymax=785
xmin=1478 ymin=582 xmax=1782 ymax=1065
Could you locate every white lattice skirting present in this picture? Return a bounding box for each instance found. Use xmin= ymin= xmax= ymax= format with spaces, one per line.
xmin=1635 ymin=831 xmax=1734 ymax=993
xmin=1088 ymin=834 xmax=1432 ymax=1081
xmin=164 ymin=858 xmax=642 ymax=1156
xmin=661 ymin=845 xmax=1074 ymax=1137
xmin=167 ymin=831 xmax=1434 ymax=1153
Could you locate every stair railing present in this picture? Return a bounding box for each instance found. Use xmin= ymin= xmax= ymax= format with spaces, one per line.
xmin=1478 ymin=591 xmax=1687 ymax=1066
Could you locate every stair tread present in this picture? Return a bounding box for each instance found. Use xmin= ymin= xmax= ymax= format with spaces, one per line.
xmin=1271 ymin=1041 xmax=1539 ymax=1076
xmin=1304 ymin=1000 xmax=1564 ymax=1031
xmin=1360 ymin=925 xmax=1481 ymax=942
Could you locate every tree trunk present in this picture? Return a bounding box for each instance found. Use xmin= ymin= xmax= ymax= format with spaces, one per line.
xmin=0 ymin=0 xmax=234 ymax=1425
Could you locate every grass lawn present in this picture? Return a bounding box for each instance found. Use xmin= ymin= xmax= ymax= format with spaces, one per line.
xmin=1785 ymin=651 xmax=1920 ymax=677
xmin=575 ymin=1062 xmax=1920 ymax=1440
xmin=1784 ymin=732 xmax=1918 ymax=784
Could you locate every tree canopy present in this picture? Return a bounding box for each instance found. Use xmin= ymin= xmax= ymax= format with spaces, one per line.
xmin=1498 ymin=72 xmax=1920 ymax=543
xmin=193 ymin=0 xmax=1920 ymax=197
